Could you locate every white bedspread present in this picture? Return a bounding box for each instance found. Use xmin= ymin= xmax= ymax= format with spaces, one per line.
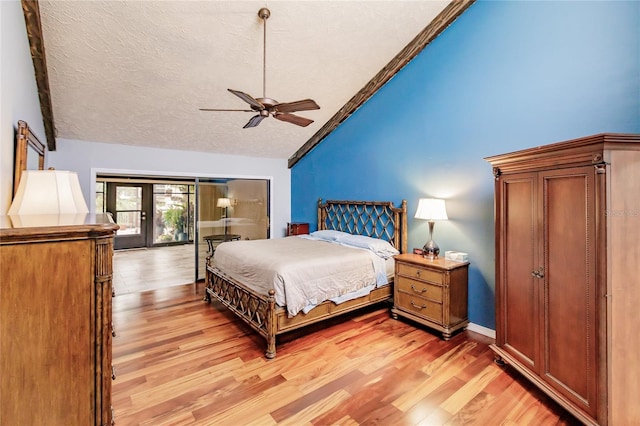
xmin=213 ymin=236 xmax=384 ymax=317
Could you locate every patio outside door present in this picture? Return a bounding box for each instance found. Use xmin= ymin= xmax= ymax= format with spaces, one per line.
xmin=109 ymin=183 xmax=151 ymax=250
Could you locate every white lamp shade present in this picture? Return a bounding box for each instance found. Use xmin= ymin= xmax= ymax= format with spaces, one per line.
xmin=414 ymin=198 xmax=448 ymax=221
xmin=217 ymin=198 xmax=232 ymax=208
xmin=8 ymin=170 xmax=89 ymax=215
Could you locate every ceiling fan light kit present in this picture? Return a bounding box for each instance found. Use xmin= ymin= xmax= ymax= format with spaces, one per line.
xmin=200 ymin=7 xmax=320 ymax=129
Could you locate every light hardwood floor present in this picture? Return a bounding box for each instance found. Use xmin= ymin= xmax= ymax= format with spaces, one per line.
xmin=113 ymin=244 xmax=199 ymax=295
xmin=112 ymin=284 xmax=581 ymax=425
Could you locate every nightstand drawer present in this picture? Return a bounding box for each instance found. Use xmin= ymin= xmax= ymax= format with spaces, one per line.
xmin=397 ymin=262 xmax=443 ymax=284
xmin=396 ymin=277 xmax=443 ymax=302
xmin=395 ymin=292 xmax=443 ymax=323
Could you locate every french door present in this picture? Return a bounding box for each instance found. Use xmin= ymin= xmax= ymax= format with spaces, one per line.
xmin=108 ymin=183 xmax=152 ymax=250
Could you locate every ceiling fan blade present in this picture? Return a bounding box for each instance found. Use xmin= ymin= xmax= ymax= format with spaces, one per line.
xmin=274 ymin=99 xmax=320 ymax=113
xmin=274 ymin=113 xmax=314 ymax=127
xmin=243 ymin=114 xmax=266 ymax=128
xmin=228 ymin=89 xmax=264 ymax=110
xmin=199 ymin=108 xmax=254 ymax=112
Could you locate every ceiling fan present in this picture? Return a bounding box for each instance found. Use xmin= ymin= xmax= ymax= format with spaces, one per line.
xmin=200 ymin=7 xmax=320 ymax=129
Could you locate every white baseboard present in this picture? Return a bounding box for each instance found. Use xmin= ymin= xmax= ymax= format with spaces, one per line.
xmin=466 ymin=322 xmax=496 ymax=339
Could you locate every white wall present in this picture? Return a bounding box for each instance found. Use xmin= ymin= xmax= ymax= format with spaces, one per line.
xmin=47 ymin=138 xmax=292 ymax=237
xmin=1 ymin=0 xmax=47 ymax=214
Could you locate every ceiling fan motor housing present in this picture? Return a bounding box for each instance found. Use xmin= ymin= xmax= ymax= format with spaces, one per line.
xmin=253 ymin=98 xmax=278 ymax=111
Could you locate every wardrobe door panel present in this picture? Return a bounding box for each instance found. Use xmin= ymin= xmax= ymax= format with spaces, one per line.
xmin=542 ymin=167 xmax=597 ymax=417
xmin=500 ymin=174 xmax=539 ymax=369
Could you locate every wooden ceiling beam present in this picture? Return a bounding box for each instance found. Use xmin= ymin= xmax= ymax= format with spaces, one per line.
xmin=21 ymin=0 xmax=56 ymax=151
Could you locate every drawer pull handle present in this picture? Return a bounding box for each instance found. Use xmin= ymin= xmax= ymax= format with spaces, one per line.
xmin=410 ymin=284 xmax=427 ymax=294
xmin=410 ymin=300 xmax=427 ymax=310
xmin=112 ymin=365 xmax=117 ymax=380
xmin=415 ymin=270 xmax=421 ymax=277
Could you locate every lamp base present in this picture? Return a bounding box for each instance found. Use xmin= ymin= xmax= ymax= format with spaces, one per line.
xmin=422 ymin=240 xmax=440 ymax=259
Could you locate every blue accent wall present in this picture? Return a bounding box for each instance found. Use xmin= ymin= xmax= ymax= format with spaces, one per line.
xmin=291 ymin=0 xmax=640 ymax=329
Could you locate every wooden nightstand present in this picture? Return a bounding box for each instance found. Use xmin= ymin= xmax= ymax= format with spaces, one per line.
xmin=391 ymin=253 xmax=469 ymax=340
xmin=286 ymin=222 xmax=309 ymax=236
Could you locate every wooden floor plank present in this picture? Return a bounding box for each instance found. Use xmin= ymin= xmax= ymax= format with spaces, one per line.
xmin=271 ymin=370 xmax=363 ymax=422
xmin=405 ymin=377 xmax=467 ymax=424
xmin=439 ymin=363 xmax=503 ymax=415
xmin=277 ymin=389 xmax=352 ymax=426
xmin=391 ymin=341 xmax=478 ymax=412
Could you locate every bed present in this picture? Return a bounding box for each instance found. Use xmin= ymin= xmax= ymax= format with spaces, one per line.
xmin=204 ymin=199 xmax=407 ymax=358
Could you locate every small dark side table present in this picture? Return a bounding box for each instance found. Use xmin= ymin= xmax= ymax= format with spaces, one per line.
xmin=203 ymin=234 xmax=241 ymax=253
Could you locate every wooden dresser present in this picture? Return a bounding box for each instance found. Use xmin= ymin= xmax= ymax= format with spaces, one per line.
xmin=391 ymin=253 xmax=469 ymax=340
xmin=0 ymin=214 xmax=118 ymax=425
xmin=486 ymin=133 xmax=640 ymax=425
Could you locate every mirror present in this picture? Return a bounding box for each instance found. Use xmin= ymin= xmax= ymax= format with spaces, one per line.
xmin=13 ymin=120 xmax=45 ymax=196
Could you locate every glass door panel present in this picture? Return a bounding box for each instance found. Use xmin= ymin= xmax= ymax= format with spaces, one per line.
xmin=196 ymin=180 xmax=226 ymax=281
xmin=152 ymin=184 xmax=194 ymax=244
xmin=110 ymin=183 xmax=150 ymax=250
xmin=195 ymin=178 xmax=270 ymax=281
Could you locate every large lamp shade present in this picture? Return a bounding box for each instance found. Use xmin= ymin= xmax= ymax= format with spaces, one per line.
xmin=8 ymin=170 xmax=89 ymax=215
xmin=414 ymin=198 xmax=448 ymax=221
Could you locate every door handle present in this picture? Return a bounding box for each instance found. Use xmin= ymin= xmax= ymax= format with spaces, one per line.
xmin=531 ymin=267 xmax=544 ymax=279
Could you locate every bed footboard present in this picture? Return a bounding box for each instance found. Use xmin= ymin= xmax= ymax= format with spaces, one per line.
xmin=206 ymin=264 xmax=277 ymax=359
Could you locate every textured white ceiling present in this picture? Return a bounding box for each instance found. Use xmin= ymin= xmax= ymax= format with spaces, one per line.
xmin=38 ymin=1 xmax=449 ymax=159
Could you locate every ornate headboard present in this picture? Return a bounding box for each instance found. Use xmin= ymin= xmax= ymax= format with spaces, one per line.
xmin=317 ymin=199 xmax=408 ymax=253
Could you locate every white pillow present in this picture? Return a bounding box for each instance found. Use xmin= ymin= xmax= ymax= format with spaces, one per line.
xmin=338 ymin=234 xmax=399 ymax=259
xmin=309 ymin=230 xmax=350 ymax=242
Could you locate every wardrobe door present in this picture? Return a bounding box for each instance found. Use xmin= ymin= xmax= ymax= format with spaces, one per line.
xmin=496 ymin=172 xmax=541 ymax=371
xmin=540 ymin=166 xmax=598 ymax=418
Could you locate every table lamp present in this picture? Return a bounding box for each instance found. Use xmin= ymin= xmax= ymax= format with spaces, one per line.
xmin=414 ymin=198 xmax=448 ymax=259
xmin=217 ymin=197 xmax=232 ymax=236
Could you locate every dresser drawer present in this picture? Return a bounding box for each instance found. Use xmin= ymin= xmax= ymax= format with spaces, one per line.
xmin=397 ymin=262 xmax=443 ymax=284
xmin=395 ymin=292 xmax=443 ymax=324
xmin=396 ymin=276 xmax=443 ymax=302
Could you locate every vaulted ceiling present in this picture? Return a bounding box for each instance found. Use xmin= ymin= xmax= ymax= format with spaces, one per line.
xmin=26 ymin=1 xmax=473 ymax=166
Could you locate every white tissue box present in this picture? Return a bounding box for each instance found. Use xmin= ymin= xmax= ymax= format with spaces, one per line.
xmin=445 ymin=251 xmax=469 ymax=262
